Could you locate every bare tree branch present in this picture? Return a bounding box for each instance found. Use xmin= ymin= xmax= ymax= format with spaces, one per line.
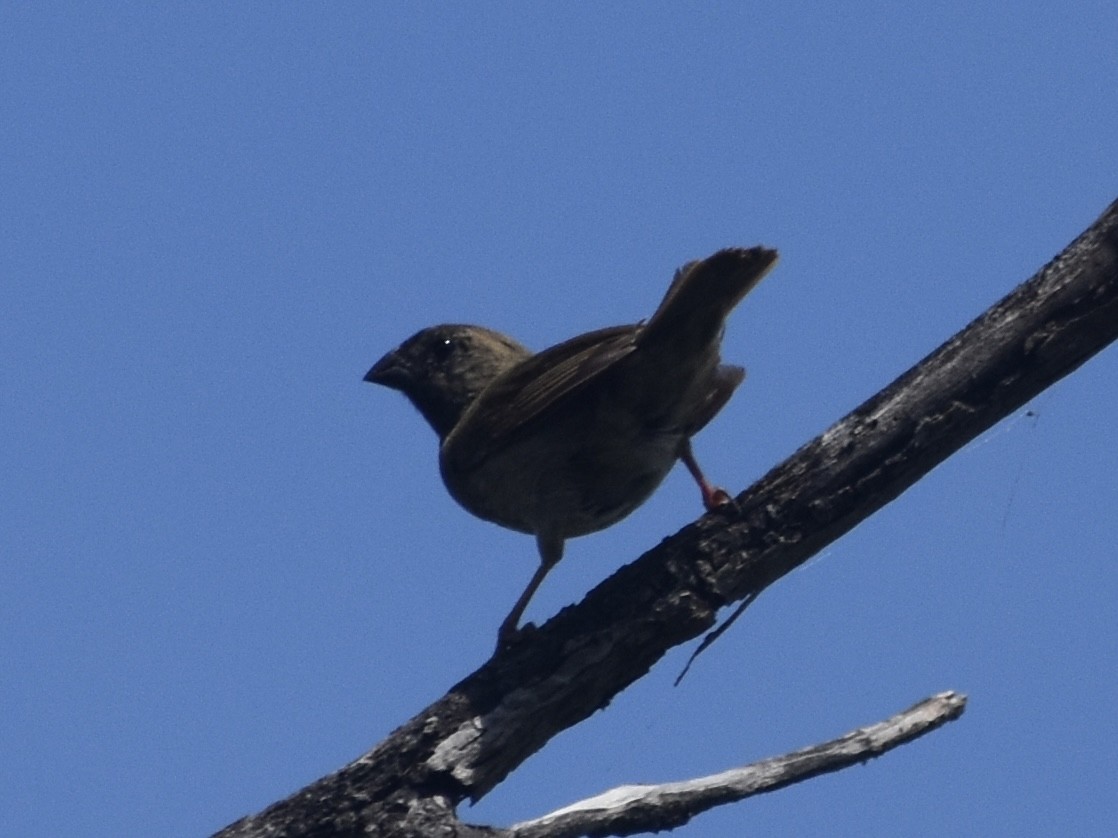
xmin=511 ymin=691 xmax=966 ymax=838
xmin=215 ymin=198 xmax=1118 ymax=838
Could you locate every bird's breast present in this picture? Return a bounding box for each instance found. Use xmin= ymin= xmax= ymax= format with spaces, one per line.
xmin=440 ymin=426 xmax=682 ymax=540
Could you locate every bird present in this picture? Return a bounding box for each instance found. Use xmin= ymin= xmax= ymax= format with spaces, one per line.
xmin=365 ymin=247 xmax=778 ymax=646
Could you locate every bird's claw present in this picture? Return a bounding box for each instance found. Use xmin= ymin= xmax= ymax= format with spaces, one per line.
xmin=703 ymin=486 xmax=733 ymax=510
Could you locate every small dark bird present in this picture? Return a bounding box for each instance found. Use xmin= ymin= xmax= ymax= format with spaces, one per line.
xmin=365 ymin=247 xmax=778 ymax=646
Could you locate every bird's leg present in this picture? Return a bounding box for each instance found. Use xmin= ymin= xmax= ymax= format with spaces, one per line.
xmin=497 ymin=533 xmax=564 ymax=648
xmin=679 ymin=438 xmax=732 ymax=510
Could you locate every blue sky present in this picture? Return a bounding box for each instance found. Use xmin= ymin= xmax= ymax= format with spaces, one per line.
xmin=4 ymin=4 xmax=1117 ymax=836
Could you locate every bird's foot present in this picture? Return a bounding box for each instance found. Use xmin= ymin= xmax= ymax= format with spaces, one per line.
xmin=679 ymin=439 xmax=734 ymax=511
xmin=702 ymin=484 xmax=733 ymax=511
xmin=495 ymin=619 xmax=537 ymax=652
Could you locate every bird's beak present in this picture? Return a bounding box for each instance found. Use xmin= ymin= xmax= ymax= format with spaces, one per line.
xmin=364 ymin=351 xmax=410 ymax=389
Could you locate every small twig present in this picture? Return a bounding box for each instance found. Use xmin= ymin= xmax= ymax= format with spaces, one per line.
xmin=674 ymin=592 xmax=758 ymax=686
xmin=510 ymin=691 xmax=967 ymax=838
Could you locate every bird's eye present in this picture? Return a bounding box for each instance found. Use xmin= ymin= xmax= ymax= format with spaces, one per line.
xmin=432 ymin=337 xmax=457 ymax=361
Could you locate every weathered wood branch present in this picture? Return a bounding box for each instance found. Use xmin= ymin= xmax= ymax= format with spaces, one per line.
xmin=215 ymin=198 xmax=1118 ymax=838
xmin=510 ymin=691 xmax=966 ymax=838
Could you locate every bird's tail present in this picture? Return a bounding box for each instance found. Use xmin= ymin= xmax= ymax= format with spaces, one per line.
xmin=641 ymin=246 xmax=778 ymax=349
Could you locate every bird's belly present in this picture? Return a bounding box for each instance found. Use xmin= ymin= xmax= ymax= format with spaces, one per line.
xmin=441 ymin=432 xmax=682 ymax=539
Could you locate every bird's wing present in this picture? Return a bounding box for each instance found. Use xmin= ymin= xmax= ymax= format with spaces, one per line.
xmin=446 ymin=324 xmax=639 ymax=466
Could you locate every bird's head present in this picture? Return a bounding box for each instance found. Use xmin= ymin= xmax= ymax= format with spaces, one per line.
xmin=365 ymin=324 xmax=532 ymax=439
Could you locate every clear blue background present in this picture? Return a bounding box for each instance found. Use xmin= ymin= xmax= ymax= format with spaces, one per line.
xmin=4 ymin=4 xmax=1116 ymax=836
